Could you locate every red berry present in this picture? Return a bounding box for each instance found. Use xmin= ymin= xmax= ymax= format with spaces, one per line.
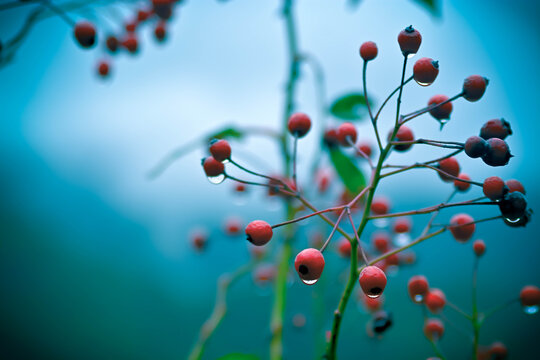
xmin=408 ymin=275 xmax=429 ymax=302
xmin=106 ymin=35 xmax=119 ymax=53
xmin=489 ymin=342 xmax=508 ymax=360
xmin=234 ymin=183 xmax=246 ymax=193
xmin=393 ymin=217 xmax=411 ymax=233
xmin=225 ymin=217 xmax=242 ymax=235
xmin=505 ymin=179 xmax=525 ymax=195
xmin=202 ymin=156 xmax=225 ymax=177
xmin=372 ymin=232 xmax=390 ymax=253
xmin=125 ymin=21 xmax=137 ymax=33
xmin=190 ymin=229 xmax=208 ymax=252
xmin=122 ymin=34 xmax=139 ymax=54
xmin=337 ymin=122 xmax=357 ymax=146
xmin=413 ymin=57 xmax=439 ymax=86
xmin=463 ymin=75 xmax=488 ymax=102
xmin=97 ymin=61 xmax=110 ymax=78
xmin=437 ymin=157 xmax=460 ymax=182
xmin=316 ymin=169 xmax=332 ymax=193
xmin=449 ymin=213 xmax=475 ymax=242
xmin=482 ymin=138 xmax=511 ymax=167
xmin=428 ymin=95 xmax=453 ymax=120
xmin=398 ymin=25 xmax=422 ymax=56
xmin=137 ymin=9 xmax=151 ymax=22
xmin=209 ymin=139 xmax=231 ymax=162
xmin=371 ymin=197 xmax=390 ymax=215
xmin=454 ymin=173 xmax=471 ymax=192
xmin=424 ymin=318 xmax=444 ymax=341
xmin=425 ymin=288 xmax=446 ymax=313
xmin=74 ymin=21 xmax=97 ymax=49
xmin=520 ymin=285 xmax=540 ymax=307
xmin=499 ymin=192 xmax=527 ymax=221
xmin=323 ymin=128 xmax=339 ymax=148
xmin=295 ymin=248 xmax=325 ymax=284
xmin=337 ymin=238 xmax=352 ymax=258
xmin=359 ymin=266 xmax=387 ymax=298
xmin=465 ymin=136 xmax=489 ymax=158
xmin=473 ymin=239 xmax=486 ymax=257
xmin=358 ymin=142 xmax=373 ymax=157
xmin=245 ymin=220 xmax=273 ymax=246
xmin=482 ymin=176 xmax=507 ymax=200
xmin=288 ymin=112 xmax=312 ymax=138
xmin=385 ymin=254 xmax=399 ymax=267
xmin=480 ymin=118 xmax=512 ymax=140
xmin=390 ymin=125 xmax=414 ymax=151
xmin=362 ymin=293 xmax=383 ymax=312
xmin=359 ymin=41 xmax=378 ymax=61
xmin=154 ymin=21 xmax=167 ymax=42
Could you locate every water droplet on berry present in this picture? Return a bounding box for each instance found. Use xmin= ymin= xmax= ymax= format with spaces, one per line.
xmin=222 ymin=159 xmax=230 ymax=164
xmin=414 ymin=294 xmax=424 ymax=303
xmin=407 ymin=53 xmax=416 ymax=59
xmin=524 ymin=305 xmax=539 ymax=315
xmin=207 ymin=174 xmax=225 ymax=184
xmin=394 ymin=233 xmax=411 ymax=247
xmin=301 ymin=278 xmax=318 ymax=285
xmin=415 ymin=80 xmax=431 ymax=86
xmin=367 ymin=293 xmax=382 ymax=299
xmin=373 ymin=218 xmax=389 ymax=228
xmin=504 ymin=217 xmax=521 ymax=224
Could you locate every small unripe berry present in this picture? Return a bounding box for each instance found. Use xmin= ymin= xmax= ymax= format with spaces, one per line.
xmin=245 ymin=220 xmax=273 ymax=246
xmin=359 ymin=266 xmax=387 ymax=298
xmin=122 ymin=35 xmax=139 ymax=54
xmin=359 ymin=41 xmax=378 ymax=61
xmin=428 ymin=95 xmax=453 ymax=120
xmin=97 ymin=61 xmax=110 ymax=78
xmin=498 ymin=192 xmax=527 ymax=221
xmin=225 ymin=217 xmax=242 ymax=235
xmin=202 ymin=156 xmax=225 ymax=177
xmin=482 ymin=138 xmax=511 ymax=167
xmin=74 ymin=21 xmax=97 ymax=49
xmin=482 ymin=176 xmax=507 ymax=200
xmin=295 ymin=248 xmax=325 ymax=285
xmin=424 ymin=318 xmax=444 ymax=341
xmin=520 ymin=285 xmax=540 ymax=307
xmin=397 ymin=25 xmax=422 ymax=56
xmin=390 ymin=125 xmax=414 ymax=151
xmin=465 ymin=136 xmax=489 ymax=158
xmin=209 ymin=139 xmax=232 ymax=162
xmin=371 ymin=197 xmax=390 ymax=215
xmin=385 ymin=254 xmax=399 ymax=267
xmin=437 ymin=157 xmax=460 ymax=182
xmin=408 ymin=275 xmax=429 ymax=303
xmin=454 ymin=173 xmax=471 ymax=192
xmin=358 ymin=142 xmax=373 ymax=157
xmin=154 ymin=22 xmax=167 ymax=42
xmin=372 ymin=232 xmax=390 ymax=253
xmin=480 ymin=118 xmax=512 ymax=140
xmin=425 ymin=288 xmax=446 ymax=313
xmin=137 ymin=9 xmax=151 ymax=22
xmin=337 ymin=123 xmax=357 ymax=146
xmin=449 ymin=213 xmax=475 ymax=242
xmin=489 ymin=342 xmax=508 ymax=360
xmin=393 ymin=217 xmax=411 ymax=233
xmin=473 ymin=239 xmax=486 ymax=257
xmin=253 ymin=264 xmax=276 ymax=285
xmin=125 ymin=21 xmax=137 ymax=33
xmin=190 ymin=229 xmax=208 ymax=252
xmin=106 ymin=35 xmax=119 ymax=53
xmin=463 ymin=75 xmax=488 ymax=102
xmin=288 ymin=112 xmax=312 ymax=138
xmin=413 ymin=57 xmax=439 ymax=86
xmin=337 ymin=238 xmax=352 ymax=258
xmin=505 ymin=179 xmax=525 ymax=195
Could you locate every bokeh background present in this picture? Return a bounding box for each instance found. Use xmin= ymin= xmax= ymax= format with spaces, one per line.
xmin=1 ymin=0 xmax=539 ymax=359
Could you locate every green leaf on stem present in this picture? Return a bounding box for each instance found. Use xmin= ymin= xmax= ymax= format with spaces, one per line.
xmin=328 ymin=148 xmax=366 ymax=194
xmin=208 ymin=126 xmax=245 ymax=141
xmin=329 ymin=92 xmax=371 ymax=121
xmin=218 ymin=354 xmax=260 ymax=360
xmin=411 ymin=0 xmax=440 ymax=17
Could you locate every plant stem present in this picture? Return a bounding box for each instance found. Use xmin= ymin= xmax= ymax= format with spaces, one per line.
xmin=362 ymin=60 xmax=382 ymax=151
xmin=472 ymin=257 xmax=479 ymax=360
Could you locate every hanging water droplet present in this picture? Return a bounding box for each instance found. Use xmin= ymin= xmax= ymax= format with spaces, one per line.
xmin=407 ymin=53 xmax=416 ymax=59
xmin=207 ymin=174 xmax=225 ymax=184
xmin=301 ymin=278 xmax=318 ymax=285
xmin=524 ymin=305 xmax=539 ymax=315
xmin=367 ymin=293 xmax=381 ymax=299
xmin=505 ymin=217 xmax=521 ymax=224
xmin=394 ymin=233 xmax=411 ymax=247
xmin=414 ymin=294 xmax=424 ymax=303
xmin=373 ymin=218 xmax=389 ymax=228
xmin=415 ymin=80 xmax=431 ymax=86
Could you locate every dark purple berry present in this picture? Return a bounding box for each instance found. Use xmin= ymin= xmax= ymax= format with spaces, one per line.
xmin=464 ymin=136 xmax=488 ymax=158
xmin=482 ymin=138 xmax=511 ymax=167
xmin=480 ymin=118 xmax=512 ymax=140
xmin=499 ymin=192 xmax=527 ymax=221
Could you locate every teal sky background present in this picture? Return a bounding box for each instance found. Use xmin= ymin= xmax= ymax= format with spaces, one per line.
xmin=1 ymin=0 xmax=539 ymax=359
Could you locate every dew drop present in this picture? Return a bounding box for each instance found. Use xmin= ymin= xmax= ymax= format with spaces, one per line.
xmin=207 ymin=174 xmax=225 ymax=184
xmin=367 ymin=293 xmax=381 ymax=299
xmin=407 ymin=53 xmax=416 ymax=59
xmin=414 ymin=294 xmax=424 ymax=303
xmin=222 ymin=159 xmax=230 ymax=164
xmin=373 ymin=218 xmax=389 ymax=228
xmin=505 ymin=217 xmax=521 ymax=223
xmin=415 ymin=80 xmax=431 ymax=87
xmin=302 ymin=278 xmax=318 ymax=285
xmin=524 ymin=305 xmax=539 ymax=315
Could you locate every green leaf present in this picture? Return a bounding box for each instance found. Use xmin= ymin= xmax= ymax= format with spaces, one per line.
xmin=328 ymin=148 xmax=366 ymax=194
xmin=218 ymin=354 xmax=260 ymax=360
xmin=412 ymin=0 xmax=440 ymax=17
xmin=329 ymin=92 xmax=371 ymax=121
xmin=208 ymin=126 xmax=245 ymax=141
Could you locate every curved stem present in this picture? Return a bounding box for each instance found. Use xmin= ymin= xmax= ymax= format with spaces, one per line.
xmin=363 ymin=61 xmax=382 ymax=151
xmin=472 ymin=257 xmax=479 ymax=360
